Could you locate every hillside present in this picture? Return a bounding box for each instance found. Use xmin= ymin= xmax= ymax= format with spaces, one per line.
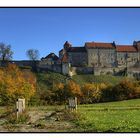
xmin=73 ymin=74 xmax=124 ymax=85
xmin=36 ymin=72 xmax=126 ymax=87
xmin=33 ymin=72 xmax=134 ymax=105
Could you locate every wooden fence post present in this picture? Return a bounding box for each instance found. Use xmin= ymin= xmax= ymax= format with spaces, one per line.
xmin=16 ymin=98 xmax=25 ymax=119
xmin=68 ymin=97 xmax=77 ymax=111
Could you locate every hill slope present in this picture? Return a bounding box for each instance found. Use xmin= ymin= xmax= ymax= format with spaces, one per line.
xmin=36 ymin=72 xmax=125 ymax=86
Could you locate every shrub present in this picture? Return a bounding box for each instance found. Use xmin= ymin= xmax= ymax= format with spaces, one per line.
xmin=53 ymin=83 xmax=65 ymax=104
xmin=60 ymin=110 xmax=83 ymax=122
xmin=81 ymin=83 xmax=107 ymax=103
xmin=101 ymin=85 xmax=114 ymax=102
xmin=6 ymin=111 xmax=31 ymax=124
xmin=112 ymin=79 xmax=135 ymax=101
xmin=65 ymin=81 xmax=81 ymax=98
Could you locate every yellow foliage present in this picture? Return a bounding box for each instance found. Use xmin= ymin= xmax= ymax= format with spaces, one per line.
xmin=98 ymin=83 xmax=108 ymax=90
xmin=82 ymin=83 xmax=100 ymax=96
xmin=66 ymin=81 xmax=81 ymax=97
xmin=135 ymin=86 xmax=140 ymax=97
xmin=81 ymin=83 xmax=108 ymax=103
xmin=55 ymin=83 xmax=64 ymax=91
xmin=0 ymin=64 xmax=36 ymax=104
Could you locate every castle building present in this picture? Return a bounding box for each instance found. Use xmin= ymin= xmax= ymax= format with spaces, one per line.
xmin=39 ymin=40 xmax=140 ymax=76
xmin=85 ymin=42 xmax=116 ymax=67
xmin=60 ymin=41 xmax=140 ymax=67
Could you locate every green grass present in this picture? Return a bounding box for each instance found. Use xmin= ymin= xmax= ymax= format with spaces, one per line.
xmin=36 ymin=71 xmax=66 ymax=83
xmin=73 ymin=74 xmax=125 ymax=85
xmin=80 ymin=98 xmax=140 ymax=108
xmin=1 ymin=99 xmax=140 ymax=132
xmin=36 ymin=72 xmax=125 ymax=87
xmin=75 ymin=99 xmax=140 ymax=132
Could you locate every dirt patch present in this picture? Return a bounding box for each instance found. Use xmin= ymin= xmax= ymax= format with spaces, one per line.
xmin=0 ymin=110 xmax=77 ymax=132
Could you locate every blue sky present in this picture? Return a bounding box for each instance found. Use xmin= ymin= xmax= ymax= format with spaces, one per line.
xmin=0 ymin=8 xmax=140 ymax=60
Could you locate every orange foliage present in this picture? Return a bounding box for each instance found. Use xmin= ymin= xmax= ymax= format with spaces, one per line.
xmin=0 ymin=64 xmax=36 ymax=104
xmin=55 ymin=83 xmax=64 ymax=91
xmin=65 ymin=81 xmax=81 ymax=97
xmin=81 ymin=83 xmax=108 ymax=103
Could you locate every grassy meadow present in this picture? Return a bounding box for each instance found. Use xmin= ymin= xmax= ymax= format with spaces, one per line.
xmin=1 ymin=99 xmax=140 ymax=132
xmin=76 ymin=99 xmax=140 ymax=132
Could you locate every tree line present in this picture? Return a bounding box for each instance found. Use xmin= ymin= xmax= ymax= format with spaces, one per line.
xmin=0 ymin=42 xmax=39 ymax=71
xmin=34 ymin=78 xmax=140 ymax=105
xmin=1 ymin=63 xmax=140 ymax=106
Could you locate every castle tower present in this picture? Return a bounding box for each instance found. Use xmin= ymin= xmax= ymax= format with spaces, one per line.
xmin=112 ymin=41 xmax=118 ymax=67
xmin=59 ymin=41 xmax=72 ymax=60
xmin=63 ymin=41 xmax=72 ymax=51
xmin=133 ymin=41 xmax=140 ymax=63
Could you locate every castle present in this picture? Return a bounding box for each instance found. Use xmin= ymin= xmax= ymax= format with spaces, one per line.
xmin=1 ymin=40 xmax=140 ymax=78
xmin=39 ymin=40 xmax=140 ymax=76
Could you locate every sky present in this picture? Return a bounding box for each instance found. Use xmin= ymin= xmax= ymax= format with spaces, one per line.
xmin=0 ymin=8 xmax=140 ymax=60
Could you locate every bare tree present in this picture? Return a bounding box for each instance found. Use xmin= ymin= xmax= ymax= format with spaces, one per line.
xmin=26 ymin=49 xmax=39 ymax=72
xmin=0 ymin=43 xmax=13 ymax=66
xmin=26 ymin=49 xmax=39 ymax=61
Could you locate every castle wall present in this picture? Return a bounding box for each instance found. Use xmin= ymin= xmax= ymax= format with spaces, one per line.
xmin=40 ymin=58 xmax=59 ymax=65
xmin=68 ymin=52 xmax=87 ymax=67
xmin=87 ymin=48 xmax=116 ymax=67
xmin=117 ymin=52 xmax=139 ymax=67
xmin=128 ymin=70 xmax=140 ymax=80
xmin=71 ymin=66 xmax=93 ymax=74
xmin=38 ymin=64 xmax=62 ymax=73
xmin=52 ymin=64 xmax=62 ymax=73
xmin=11 ymin=60 xmax=40 ymax=67
xmin=62 ymin=63 xmax=70 ymax=75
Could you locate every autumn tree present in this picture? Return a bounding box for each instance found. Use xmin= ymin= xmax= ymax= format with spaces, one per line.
xmin=65 ymin=81 xmax=81 ymax=99
xmin=0 ymin=43 xmax=13 ymax=66
xmin=81 ymin=83 xmax=93 ymax=103
xmin=53 ymin=82 xmax=65 ymax=103
xmin=81 ymin=83 xmax=107 ymax=103
xmin=0 ymin=64 xmax=36 ymax=105
xmin=135 ymin=85 xmax=140 ymax=98
xmin=26 ymin=49 xmax=39 ymax=72
xmin=112 ymin=79 xmax=135 ymax=101
xmin=81 ymin=83 xmax=99 ymax=103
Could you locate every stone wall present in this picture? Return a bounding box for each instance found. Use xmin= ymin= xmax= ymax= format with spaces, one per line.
xmin=87 ymin=48 xmax=116 ymax=67
xmin=62 ymin=63 xmax=71 ymax=75
xmin=127 ymin=71 xmax=140 ymax=80
xmin=117 ymin=52 xmax=139 ymax=67
xmin=93 ymin=67 xmax=120 ymax=75
xmin=70 ymin=66 xmax=93 ymax=75
xmin=38 ymin=64 xmax=61 ymax=73
xmin=53 ymin=64 xmax=62 ymax=73
xmin=127 ymin=67 xmax=140 ymax=80
xmin=68 ymin=52 xmax=87 ymax=67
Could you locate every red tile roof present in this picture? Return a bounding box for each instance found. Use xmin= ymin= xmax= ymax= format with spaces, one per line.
xmin=116 ymin=45 xmax=137 ymax=52
xmin=85 ymin=42 xmax=115 ymax=49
